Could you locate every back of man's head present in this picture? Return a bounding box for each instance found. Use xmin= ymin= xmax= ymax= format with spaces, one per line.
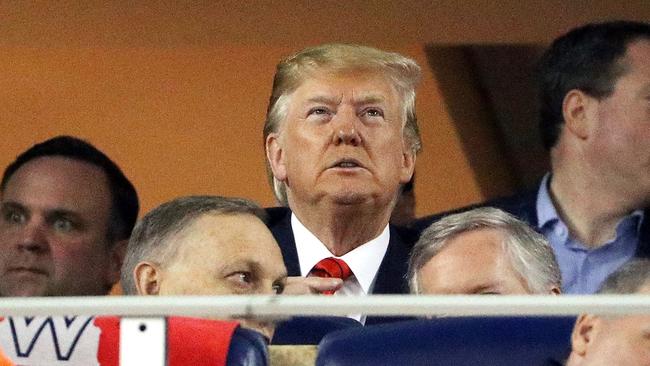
xmin=1 ymin=135 xmax=139 ymax=242
xmin=537 ymin=20 xmax=650 ymax=150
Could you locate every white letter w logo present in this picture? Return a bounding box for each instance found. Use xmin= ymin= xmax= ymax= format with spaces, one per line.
xmin=9 ymin=316 xmax=93 ymax=361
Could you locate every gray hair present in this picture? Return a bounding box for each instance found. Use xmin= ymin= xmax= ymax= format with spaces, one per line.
xmin=597 ymin=259 xmax=650 ymax=294
xmin=263 ymin=43 xmax=422 ymax=205
xmin=408 ymin=207 xmax=561 ymax=294
xmin=120 ymin=195 xmax=267 ymax=295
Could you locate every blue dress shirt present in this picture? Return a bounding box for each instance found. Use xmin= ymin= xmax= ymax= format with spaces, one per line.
xmin=536 ymin=175 xmax=644 ymax=294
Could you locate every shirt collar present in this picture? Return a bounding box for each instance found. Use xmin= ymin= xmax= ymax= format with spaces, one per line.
xmin=536 ymin=173 xmax=645 ymax=236
xmin=291 ymin=213 xmax=390 ymax=294
xmin=536 ymin=173 xmax=560 ymax=229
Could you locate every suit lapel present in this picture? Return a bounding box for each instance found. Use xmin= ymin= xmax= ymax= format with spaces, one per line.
xmin=636 ymin=208 xmax=650 ymax=258
xmin=266 ymin=207 xmax=302 ymax=277
xmin=371 ymin=226 xmax=415 ymax=295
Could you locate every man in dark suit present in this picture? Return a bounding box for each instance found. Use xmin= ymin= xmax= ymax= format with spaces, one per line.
xmin=416 ymin=21 xmax=650 ymax=294
xmin=262 ymin=44 xmax=421 ymax=322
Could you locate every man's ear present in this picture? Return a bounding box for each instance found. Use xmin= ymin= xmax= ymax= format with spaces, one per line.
xmin=106 ymin=239 xmax=127 ymax=288
xmin=571 ymin=314 xmax=601 ymax=357
xmin=266 ymin=133 xmax=288 ymax=182
xmin=134 ymin=262 xmax=161 ymax=295
xmin=562 ymin=89 xmax=596 ymax=141
xmin=399 ymin=147 xmax=416 ymax=184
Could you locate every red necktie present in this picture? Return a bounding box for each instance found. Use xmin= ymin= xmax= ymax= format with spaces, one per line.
xmin=308 ymin=257 xmax=353 ymax=295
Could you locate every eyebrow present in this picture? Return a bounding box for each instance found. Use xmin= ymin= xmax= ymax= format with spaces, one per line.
xmin=305 ymin=94 xmax=386 ymax=106
xmin=275 ymin=270 xmax=289 ymax=283
xmin=353 ymin=95 xmax=386 ymax=106
xmin=219 ymin=259 xmax=255 ymax=274
xmin=467 ymin=283 xmax=502 ymax=294
xmin=305 ymin=95 xmax=342 ymax=105
xmin=44 ymin=209 xmax=85 ymax=222
xmin=1 ymin=201 xmax=85 ymax=222
xmin=1 ymin=201 xmax=26 ymax=212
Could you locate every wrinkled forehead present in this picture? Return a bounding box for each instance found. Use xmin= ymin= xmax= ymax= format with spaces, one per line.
xmin=292 ymin=65 xmax=403 ymax=96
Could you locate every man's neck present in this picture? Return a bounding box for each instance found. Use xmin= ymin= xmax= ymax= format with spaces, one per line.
xmin=289 ymin=199 xmax=392 ymax=256
xmin=550 ymin=166 xmax=642 ymax=248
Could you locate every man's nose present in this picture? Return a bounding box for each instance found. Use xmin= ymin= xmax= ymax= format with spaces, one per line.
xmin=331 ymin=111 xmax=362 ymax=146
xmin=17 ymin=220 xmax=49 ymax=253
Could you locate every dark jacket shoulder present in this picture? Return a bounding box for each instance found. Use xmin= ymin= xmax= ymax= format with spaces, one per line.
xmin=411 ymin=189 xmax=539 ymax=236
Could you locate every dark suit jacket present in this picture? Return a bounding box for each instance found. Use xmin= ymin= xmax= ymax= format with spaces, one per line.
xmin=265 ymin=207 xmax=417 ymax=325
xmin=413 ymin=188 xmax=650 ymax=259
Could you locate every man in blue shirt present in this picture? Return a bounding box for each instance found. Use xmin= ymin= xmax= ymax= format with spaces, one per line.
xmin=416 ymin=20 xmax=650 ymax=294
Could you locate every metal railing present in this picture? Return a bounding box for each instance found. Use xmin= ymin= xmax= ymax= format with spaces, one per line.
xmin=1 ymin=294 xmax=649 ymax=317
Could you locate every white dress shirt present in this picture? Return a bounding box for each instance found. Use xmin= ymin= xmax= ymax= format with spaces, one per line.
xmin=291 ymin=213 xmax=390 ymax=323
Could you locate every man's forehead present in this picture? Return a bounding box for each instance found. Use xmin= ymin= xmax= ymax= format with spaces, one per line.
xmin=1 ymin=156 xmax=112 ymax=212
xmin=177 ymin=213 xmax=270 ymax=245
xmin=5 ymin=156 xmax=107 ymax=187
xmin=294 ymin=71 xmax=398 ymax=97
xmin=613 ymin=39 xmax=650 ymax=83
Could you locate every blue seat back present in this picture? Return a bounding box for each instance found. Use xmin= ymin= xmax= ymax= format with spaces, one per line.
xmin=272 ymin=316 xmax=362 ymax=345
xmin=227 ymin=327 xmax=269 ymax=366
xmin=317 ymin=316 xmax=575 ymax=366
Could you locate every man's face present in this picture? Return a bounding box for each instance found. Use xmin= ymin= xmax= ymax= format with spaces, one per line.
xmin=154 ymin=213 xmax=287 ymax=339
xmin=416 ymin=228 xmax=531 ymax=294
xmin=267 ymin=71 xmax=415 ymax=208
xmin=569 ymin=283 xmax=650 ymax=366
xmin=575 ymin=315 xmax=650 ymax=366
xmin=586 ymin=40 xmax=650 ymax=197
xmin=0 ymin=156 xmax=118 ymax=296
xmin=156 ymin=214 xmax=287 ymax=296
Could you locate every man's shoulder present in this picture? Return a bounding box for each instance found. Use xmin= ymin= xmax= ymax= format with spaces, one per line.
xmin=264 ymin=206 xmax=292 ymax=227
xmin=411 ymin=189 xmax=539 ymax=234
xmin=389 ymin=223 xmax=420 ymax=250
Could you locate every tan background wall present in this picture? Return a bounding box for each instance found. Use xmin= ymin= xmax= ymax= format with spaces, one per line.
xmin=0 ymin=44 xmax=481 ymax=217
xmin=1 ymin=2 xmax=648 ymax=218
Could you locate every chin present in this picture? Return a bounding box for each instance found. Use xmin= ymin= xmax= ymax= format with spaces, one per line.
xmin=329 ymin=191 xmax=370 ymax=205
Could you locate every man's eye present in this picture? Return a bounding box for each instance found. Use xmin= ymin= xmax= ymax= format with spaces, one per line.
xmin=272 ymin=282 xmax=285 ymax=295
xmin=308 ymin=107 xmax=330 ymax=116
xmin=3 ymin=210 xmax=25 ymax=225
xmin=364 ymin=108 xmax=383 ymax=117
xmin=227 ymin=272 xmax=253 ymax=286
xmin=53 ymin=218 xmax=74 ymax=232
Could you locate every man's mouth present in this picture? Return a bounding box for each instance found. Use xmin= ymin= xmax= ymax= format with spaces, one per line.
xmin=7 ymin=266 xmax=47 ymax=276
xmin=330 ymin=159 xmax=364 ymax=169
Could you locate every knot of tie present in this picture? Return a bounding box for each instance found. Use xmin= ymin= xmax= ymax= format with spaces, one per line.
xmin=308 ymin=257 xmax=353 ymax=295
